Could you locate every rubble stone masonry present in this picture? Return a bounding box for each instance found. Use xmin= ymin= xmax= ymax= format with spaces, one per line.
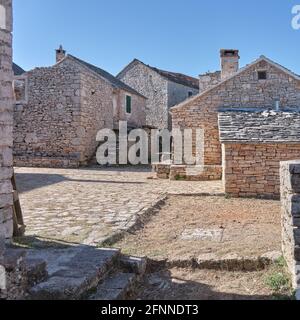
xmin=0 ymin=0 xmax=14 ymax=243
xmin=281 ymin=160 xmax=300 ymax=289
xmin=171 ymin=60 xmax=300 ymax=177
xmin=13 ymin=57 xmax=146 ymax=167
xmin=223 ymin=143 xmax=300 ymax=198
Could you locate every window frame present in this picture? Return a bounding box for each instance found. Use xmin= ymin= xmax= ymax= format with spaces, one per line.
xmin=257 ymin=70 xmax=267 ymax=81
xmin=125 ymin=94 xmax=132 ymax=114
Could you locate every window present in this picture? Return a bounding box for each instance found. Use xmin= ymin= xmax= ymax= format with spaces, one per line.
xmin=126 ymin=95 xmax=132 ymax=114
xmin=258 ymin=71 xmax=267 ymax=80
xmin=188 ymin=91 xmax=193 ymax=98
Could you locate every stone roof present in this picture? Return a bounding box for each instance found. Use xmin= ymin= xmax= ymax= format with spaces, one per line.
xmin=67 ymin=55 xmax=146 ymax=98
xmin=117 ymin=59 xmax=199 ymax=90
xmin=171 ymin=55 xmax=300 ymax=111
xmin=13 ymin=63 xmax=25 ymax=76
xmin=218 ymin=108 xmax=300 ymax=143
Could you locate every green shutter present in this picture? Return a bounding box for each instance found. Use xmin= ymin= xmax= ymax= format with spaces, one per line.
xmin=126 ymin=95 xmax=132 ymax=114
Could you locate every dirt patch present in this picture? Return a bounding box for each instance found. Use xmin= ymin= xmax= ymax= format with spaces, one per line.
xmin=139 ymin=264 xmax=293 ymax=300
xmin=114 ymin=195 xmax=281 ymax=262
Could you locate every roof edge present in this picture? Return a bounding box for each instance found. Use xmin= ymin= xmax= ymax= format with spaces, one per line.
xmin=171 ymin=55 xmax=300 ymax=112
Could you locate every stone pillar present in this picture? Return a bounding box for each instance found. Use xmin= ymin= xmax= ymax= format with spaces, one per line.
xmin=0 ymin=0 xmax=14 ymax=242
xmin=280 ymin=160 xmax=300 ymax=290
xmin=0 ymin=0 xmax=14 ymax=296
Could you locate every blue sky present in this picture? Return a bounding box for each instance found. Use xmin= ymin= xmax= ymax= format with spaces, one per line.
xmin=14 ymin=0 xmax=300 ymax=77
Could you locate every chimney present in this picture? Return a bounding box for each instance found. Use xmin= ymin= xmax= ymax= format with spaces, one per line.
xmin=220 ymin=49 xmax=240 ymax=79
xmin=56 ymin=45 xmax=66 ymax=63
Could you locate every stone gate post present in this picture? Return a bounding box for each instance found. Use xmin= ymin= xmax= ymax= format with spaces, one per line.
xmin=0 ymin=0 xmax=14 ymax=298
xmin=280 ymin=160 xmax=300 ymax=293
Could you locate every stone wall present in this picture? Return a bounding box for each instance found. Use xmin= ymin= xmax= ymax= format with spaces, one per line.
xmin=13 ymin=59 xmax=83 ymax=167
xmin=199 ymin=71 xmax=221 ymax=93
xmin=222 ymin=143 xmax=300 ymax=198
xmin=172 ymin=60 xmax=300 ymax=170
xmin=115 ymin=89 xmax=146 ymax=129
xmin=79 ymin=68 xmax=114 ymax=164
xmin=13 ymin=57 xmax=146 ymax=167
xmin=118 ymin=62 xmax=169 ymax=129
xmin=167 ymin=81 xmax=198 ymax=128
xmin=0 ymin=0 xmax=14 ymax=243
xmin=281 ymin=160 xmax=300 ymax=289
xmin=0 ymin=0 xmax=27 ymax=300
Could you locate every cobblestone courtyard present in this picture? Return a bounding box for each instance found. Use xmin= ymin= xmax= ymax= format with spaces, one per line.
xmin=15 ymin=166 xmax=224 ymax=246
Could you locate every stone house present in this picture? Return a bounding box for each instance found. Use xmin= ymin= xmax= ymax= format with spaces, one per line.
xmin=169 ymin=50 xmax=300 ymax=195
xmin=13 ymin=48 xmax=147 ymax=168
xmin=117 ymin=59 xmax=199 ymax=129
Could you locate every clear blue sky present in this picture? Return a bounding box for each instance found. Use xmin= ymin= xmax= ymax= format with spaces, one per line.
xmin=13 ymin=0 xmax=300 ymax=77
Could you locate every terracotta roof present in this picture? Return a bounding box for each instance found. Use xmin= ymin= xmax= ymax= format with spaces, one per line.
xmin=218 ymin=108 xmax=300 ymax=143
xmin=13 ymin=63 xmax=25 ymax=76
xmin=64 ymin=55 xmax=146 ymax=98
xmin=118 ymin=59 xmax=199 ymax=90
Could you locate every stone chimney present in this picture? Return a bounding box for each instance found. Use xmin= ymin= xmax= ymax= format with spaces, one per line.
xmin=56 ymin=45 xmax=66 ymax=63
xmin=220 ymin=49 xmax=239 ymax=79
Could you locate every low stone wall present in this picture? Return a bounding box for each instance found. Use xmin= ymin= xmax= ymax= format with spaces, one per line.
xmin=14 ymin=156 xmax=80 ymax=169
xmin=152 ymin=163 xmax=171 ymax=179
xmin=169 ymin=165 xmax=222 ymax=181
xmin=152 ymin=163 xmax=222 ymax=181
xmin=281 ymin=160 xmax=300 ymax=290
xmin=223 ymin=143 xmax=300 ymax=198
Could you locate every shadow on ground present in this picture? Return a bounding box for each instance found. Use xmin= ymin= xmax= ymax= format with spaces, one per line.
xmin=11 ymin=236 xmax=287 ymax=300
xmin=15 ymin=172 xmax=146 ymax=193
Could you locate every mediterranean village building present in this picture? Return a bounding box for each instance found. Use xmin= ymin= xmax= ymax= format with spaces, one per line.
xmin=117 ymin=59 xmax=199 ymax=129
xmin=13 ymin=47 xmax=147 ymax=168
xmin=1 ymin=0 xmax=300 ymax=299
xmin=166 ymin=50 xmax=300 ymax=198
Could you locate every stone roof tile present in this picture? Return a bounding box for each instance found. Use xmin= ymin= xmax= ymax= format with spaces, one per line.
xmin=218 ymin=108 xmax=300 ymax=143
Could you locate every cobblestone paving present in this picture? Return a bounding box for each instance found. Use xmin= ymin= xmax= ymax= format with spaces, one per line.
xmin=15 ymin=166 xmax=224 ymax=246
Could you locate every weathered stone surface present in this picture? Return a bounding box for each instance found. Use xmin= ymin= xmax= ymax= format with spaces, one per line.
xmin=118 ymin=59 xmax=199 ymax=129
xmin=13 ymin=54 xmax=146 ymax=168
xmin=91 ymin=272 xmax=138 ymax=300
xmin=28 ymin=247 xmax=120 ymax=300
xmin=222 ymin=143 xmax=300 ymax=198
xmin=281 ymin=161 xmax=300 ymax=289
xmin=171 ymin=56 xmax=300 ymax=190
xmin=120 ymin=256 xmax=147 ymax=275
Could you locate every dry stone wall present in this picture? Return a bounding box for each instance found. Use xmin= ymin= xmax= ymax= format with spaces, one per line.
xmin=223 ymin=143 xmax=300 ymax=198
xmin=281 ymin=160 xmax=300 ymax=289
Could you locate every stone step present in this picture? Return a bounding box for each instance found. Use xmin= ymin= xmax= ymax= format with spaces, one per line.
xmin=119 ymin=256 xmax=147 ymax=275
xmin=89 ymin=272 xmax=140 ymax=300
xmin=24 ymin=257 xmax=48 ymax=287
xmin=27 ymin=247 xmax=120 ymax=300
